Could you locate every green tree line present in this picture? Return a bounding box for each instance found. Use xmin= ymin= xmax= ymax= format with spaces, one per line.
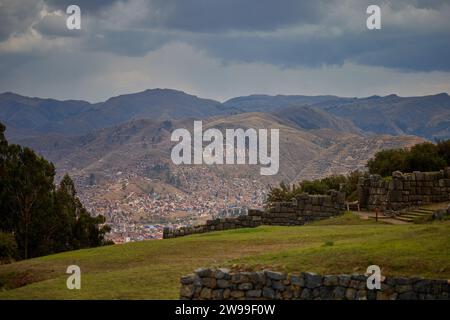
xmin=367 ymin=140 xmax=450 ymax=177
xmin=0 ymin=123 xmax=111 ymax=262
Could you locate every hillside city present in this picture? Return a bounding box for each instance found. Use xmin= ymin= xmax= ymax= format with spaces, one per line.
xmin=74 ymin=169 xmax=268 ymax=243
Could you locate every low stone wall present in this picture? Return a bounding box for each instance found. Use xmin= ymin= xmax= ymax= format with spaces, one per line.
xmin=180 ymin=268 xmax=450 ymax=300
xmin=163 ymin=191 xmax=345 ymax=239
xmin=163 ymin=213 xmax=262 ymax=239
xmin=358 ymin=168 xmax=450 ymax=211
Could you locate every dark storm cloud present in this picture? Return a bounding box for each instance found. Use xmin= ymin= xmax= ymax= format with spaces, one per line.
xmin=142 ymin=0 xmax=324 ymax=32
xmin=0 ymin=0 xmax=43 ymax=40
xmin=44 ymin=0 xmax=116 ymax=12
xmin=0 ymin=0 xmax=450 ymax=102
xmin=197 ymin=28 xmax=450 ymax=72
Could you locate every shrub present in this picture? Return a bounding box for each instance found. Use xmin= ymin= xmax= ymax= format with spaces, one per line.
xmin=367 ymin=140 xmax=450 ymax=176
xmin=266 ymin=171 xmax=363 ymax=205
xmin=0 ymin=232 xmax=18 ymax=263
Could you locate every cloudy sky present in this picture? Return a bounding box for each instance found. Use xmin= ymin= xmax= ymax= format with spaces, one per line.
xmin=0 ymin=0 xmax=449 ymax=102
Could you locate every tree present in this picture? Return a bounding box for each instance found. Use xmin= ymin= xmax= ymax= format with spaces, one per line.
xmin=0 ymin=122 xmax=111 ymax=261
xmin=367 ymin=140 xmax=450 ymax=176
xmin=437 ymin=139 xmax=450 ymax=166
xmin=367 ymin=149 xmax=407 ymax=177
xmin=405 ymin=142 xmax=446 ymax=172
xmin=2 ymin=145 xmax=55 ymax=258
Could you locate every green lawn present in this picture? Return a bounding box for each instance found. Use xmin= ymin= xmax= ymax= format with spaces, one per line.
xmin=0 ymin=213 xmax=449 ymax=299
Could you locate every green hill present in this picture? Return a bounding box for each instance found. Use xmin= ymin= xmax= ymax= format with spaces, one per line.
xmin=0 ymin=214 xmax=449 ymax=299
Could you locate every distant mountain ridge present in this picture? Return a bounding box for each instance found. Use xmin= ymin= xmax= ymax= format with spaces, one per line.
xmin=1 ymin=89 xmax=450 ymax=140
xmin=0 ymin=89 xmax=228 ymax=137
xmin=224 ymin=92 xmax=450 ymax=140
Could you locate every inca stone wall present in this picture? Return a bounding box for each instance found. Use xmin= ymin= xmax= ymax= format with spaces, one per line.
xmin=163 ymin=191 xmax=345 ymax=239
xmin=262 ymin=190 xmax=345 ymax=225
xmin=180 ymin=268 xmax=450 ymax=300
xmin=358 ymin=168 xmax=450 ymax=211
xmin=163 ymin=214 xmax=262 ymax=239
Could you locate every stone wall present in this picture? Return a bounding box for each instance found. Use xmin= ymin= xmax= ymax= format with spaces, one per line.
xmin=262 ymin=190 xmax=345 ymax=225
xmin=358 ymin=168 xmax=450 ymax=211
xmin=163 ymin=213 xmax=262 ymax=239
xmin=163 ymin=191 xmax=345 ymax=239
xmin=180 ymin=268 xmax=450 ymax=300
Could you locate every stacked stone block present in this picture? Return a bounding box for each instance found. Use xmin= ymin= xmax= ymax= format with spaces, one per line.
xmin=163 ymin=191 xmax=346 ymax=239
xmin=358 ymin=168 xmax=450 ymax=211
xmin=180 ymin=268 xmax=450 ymax=300
xmin=163 ymin=214 xmax=263 ymax=239
xmin=264 ymin=190 xmax=345 ymax=225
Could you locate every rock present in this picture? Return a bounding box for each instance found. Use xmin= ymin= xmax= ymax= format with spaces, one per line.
xmin=396 ymin=284 xmax=413 ymax=293
xmin=300 ymin=288 xmax=313 ymax=300
xmin=304 ymin=272 xmax=322 ymax=289
xmin=180 ymin=274 xmax=194 ymax=285
xmin=356 ymin=290 xmax=367 ymax=300
xmin=345 ymin=288 xmax=356 ymax=300
xmin=351 ymin=274 xmax=367 ymax=282
xmin=231 ymin=273 xmax=250 ymax=284
xmin=212 ymin=289 xmax=224 ymax=300
xmin=312 ymin=288 xmax=320 ymax=298
xmin=323 ymin=275 xmax=339 ymax=286
xmin=217 ymin=279 xmax=232 ymax=289
xmin=201 ymin=277 xmax=216 ymax=289
xmin=367 ymin=290 xmax=377 ymax=300
xmin=398 ymin=292 xmax=418 ymax=300
xmin=215 ymin=268 xmax=230 ymax=279
xmin=223 ymin=289 xmax=231 ymax=299
xmin=319 ymin=287 xmax=333 ymax=299
xmin=230 ymin=290 xmax=245 ymax=298
xmin=195 ymin=268 xmax=213 ymax=278
xmin=290 ymin=274 xmax=305 ymax=286
xmin=263 ymin=287 xmax=275 ymax=299
xmin=271 ymin=280 xmax=285 ymax=291
xmin=349 ymin=280 xmax=360 ymax=289
xmin=238 ymin=283 xmax=253 ymax=290
xmin=200 ymin=287 xmax=212 ymax=299
xmin=246 ymin=290 xmax=262 ymax=298
xmin=193 ymin=275 xmax=202 ymax=287
xmin=393 ymin=277 xmax=412 ymax=285
xmin=264 ymin=270 xmax=286 ymax=281
xmin=339 ymin=275 xmax=351 ymax=287
xmin=250 ymin=271 xmax=265 ymax=285
xmin=180 ymin=284 xmax=194 ymax=298
xmin=376 ymin=291 xmax=397 ymax=300
xmin=332 ymin=287 xmax=346 ymax=300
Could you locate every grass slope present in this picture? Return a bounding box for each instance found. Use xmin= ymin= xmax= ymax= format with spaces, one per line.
xmin=0 ymin=213 xmax=449 ymax=299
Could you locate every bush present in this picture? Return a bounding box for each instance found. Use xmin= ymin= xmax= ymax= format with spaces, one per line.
xmin=0 ymin=232 xmax=18 ymax=263
xmin=266 ymin=171 xmax=363 ymax=205
xmin=368 ymin=140 xmax=450 ymax=176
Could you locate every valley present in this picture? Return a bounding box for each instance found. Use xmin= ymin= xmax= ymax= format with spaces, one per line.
xmin=0 ymin=89 xmax=440 ymax=243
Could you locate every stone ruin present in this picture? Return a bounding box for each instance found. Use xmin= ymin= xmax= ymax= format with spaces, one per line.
xmin=358 ymin=167 xmax=450 ymax=211
xmin=163 ymin=190 xmax=346 ymax=239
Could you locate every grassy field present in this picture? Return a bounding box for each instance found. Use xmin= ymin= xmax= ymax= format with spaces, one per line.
xmin=0 ymin=213 xmax=449 ymax=299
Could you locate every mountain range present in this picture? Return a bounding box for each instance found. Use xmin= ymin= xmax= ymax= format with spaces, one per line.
xmin=2 ymin=89 xmax=450 ymax=140
xmin=1 ymin=88 xmax=438 ymax=228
